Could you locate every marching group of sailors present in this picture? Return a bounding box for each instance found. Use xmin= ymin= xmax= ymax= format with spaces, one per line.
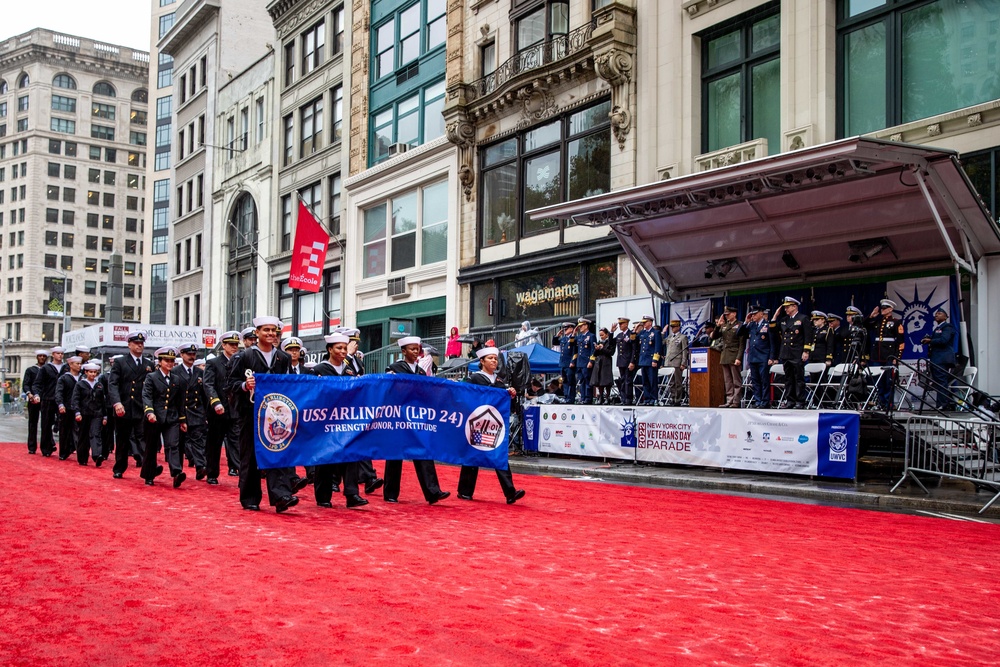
xmin=553 ymin=295 xmax=952 ymax=410
xmin=20 ymin=315 xmax=525 ymax=513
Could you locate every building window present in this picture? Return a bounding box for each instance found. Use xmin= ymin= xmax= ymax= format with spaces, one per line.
xmin=256 ymin=97 xmax=265 ymax=143
xmin=51 ymin=95 xmax=76 ymax=113
xmin=965 ymin=146 xmax=1000 ymax=223
xmin=48 ymin=162 xmax=61 ymax=178
xmin=53 ymin=74 xmax=77 ymax=89
xmin=91 ymin=125 xmax=115 ymax=141
xmin=65 ymin=165 xmax=76 ymax=179
xmin=362 ymin=179 xmax=448 ymax=278
xmin=92 ymin=102 xmax=116 ymax=120
xmin=131 ymin=110 xmax=148 ymax=125
xmin=481 ymin=42 xmax=496 ymax=77
xmin=329 ymin=174 xmax=342 ymax=236
xmin=277 ymin=268 xmax=342 ymax=337
xmin=838 ymin=0 xmax=1000 ymax=136
xmin=62 ymin=211 xmax=74 ymax=225
xmin=86 ymin=236 xmax=98 ymax=250
xmin=227 ymin=193 xmax=258 ymax=330
xmin=331 ymin=85 xmax=343 ymax=143
xmin=370 ymin=79 xmax=446 ymax=164
xmin=49 ymin=117 xmax=76 ymax=134
xmin=158 ymin=13 xmax=175 ymax=39
xmin=46 ymin=209 xmax=59 ymax=223
xmin=479 ymin=99 xmax=611 ymax=246
xmin=514 ymin=0 xmax=568 ymax=53
xmin=93 ymin=81 xmax=117 ymax=97
xmin=17 ymin=95 xmax=28 ymax=112
xmin=333 ymin=6 xmax=346 ymax=55
xmin=130 ymin=131 xmax=147 ymax=146
xmin=17 ymin=119 xmax=28 ymax=132
xmin=283 ymin=114 xmax=294 ymax=166
xmin=701 ymin=4 xmax=780 ymax=155
xmin=372 ymin=0 xmax=447 ymax=82
xmin=281 ymin=195 xmax=293 ymax=252
xmin=300 ymin=97 xmax=323 ymax=157
xmin=284 ymin=42 xmax=295 ymax=87
xmin=302 ymin=20 xmax=326 ymax=76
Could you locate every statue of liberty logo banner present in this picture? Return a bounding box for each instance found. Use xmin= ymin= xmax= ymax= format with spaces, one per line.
xmin=886 ymin=276 xmax=952 ymax=360
xmin=669 ymin=299 xmax=712 ymax=343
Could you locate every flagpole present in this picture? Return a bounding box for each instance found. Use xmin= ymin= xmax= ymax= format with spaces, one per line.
xmin=294 ymin=191 xmax=339 ymax=240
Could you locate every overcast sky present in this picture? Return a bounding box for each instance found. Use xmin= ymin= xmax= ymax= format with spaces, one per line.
xmin=6 ymin=1 xmax=152 ymax=51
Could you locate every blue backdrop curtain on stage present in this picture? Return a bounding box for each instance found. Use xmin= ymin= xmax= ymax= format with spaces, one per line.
xmin=252 ymin=374 xmax=511 ymax=470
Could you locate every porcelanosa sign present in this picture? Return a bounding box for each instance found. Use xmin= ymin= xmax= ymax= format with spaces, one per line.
xmin=62 ymin=323 xmax=219 ymax=349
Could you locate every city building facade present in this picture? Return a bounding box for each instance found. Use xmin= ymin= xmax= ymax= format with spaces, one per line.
xmin=0 ymin=28 xmax=149 ymax=389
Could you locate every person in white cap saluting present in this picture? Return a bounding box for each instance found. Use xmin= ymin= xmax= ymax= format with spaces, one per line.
xmin=456 ymin=346 xmax=526 ymax=504
xmin=383 ymin=335 xmax=451 ymax=505
xmin=55 ymin=356 xmax=84 ymax=460
xmin=140 ymin=347 xmax=185 ymax=487
xmin=109 ymin=330 xmax=154 ymax=477
xmin=775 ymin=296 xmax=812 ymax=409
xmin=867 ymin=298 xmax=905 ymax=409
xmin=31 ymin=346 xmax=65 ymax=457
xmin=22 ymin=350 xmax=48 ymax=455
xmin=227 ymin=315 xmax=304 ymax=513
xmin=72 ymin=362 xmax=108 ymax=466
xmin=204 ymin=330 xmax=243 ymax=483
xmin=310 ymin=332 xmax=369 ymax=509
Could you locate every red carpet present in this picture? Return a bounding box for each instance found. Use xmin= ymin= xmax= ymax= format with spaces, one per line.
xmin=0 ymin=442 xmax=998 ymax=666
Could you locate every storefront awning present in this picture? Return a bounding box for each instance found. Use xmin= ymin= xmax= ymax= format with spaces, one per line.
xmin=529 ymin=137 xmax=1000 ymax=299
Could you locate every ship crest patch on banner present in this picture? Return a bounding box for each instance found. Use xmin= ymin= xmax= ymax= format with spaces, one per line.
xmin=466 ymin=405 xmax=505 ymax=451
xmin=258 ymin=393 xmax=299 ymax=452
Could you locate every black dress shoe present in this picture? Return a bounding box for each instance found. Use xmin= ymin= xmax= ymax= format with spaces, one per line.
xmin=242 ymin=504 xmax=260 ymax=511
xmin=275 ymin=495 xmax=299 ymax=513
xmin=173 ymin=472 xmax=186 ymax=488
xmin=292 ymin=477 xmax=309 ymax=493
xmin=228 ymin=469 xmax=238 ymax=477
xmin=364 ymin=478 xmax=385 ymax=494
xmin=196 ymin=467 xmax=206 ymax=481
xmin=113 ymin=472 xmax=123 ymax=479
xmin=506 ymin=489 xmax=526 ymax=505
xmin=457 ymin=493 xmax=473 ymax=501
xmin=59 ymin=456 xmax=68 ymax=461
xmin=346 ymin=494 xmax=369 ymax=508
xmin=206 ymin=478 xmax=219 ymax=485
xmin=154 ymin=465 xmax=164 ymax=478
xmin=94 ymin=457 xmax=103 ymax=468
xmin=145 ymin=479 xmax=154 ymax=486
xmin=332 ymin=484 xmax=341 ymax=494
xmin=428 ymin=491 xmax=450 ymax=505
xmin=383 ymin=497 xmax=398 ymax=503
xmin=317 ymin=502 xmax=334 ymax=508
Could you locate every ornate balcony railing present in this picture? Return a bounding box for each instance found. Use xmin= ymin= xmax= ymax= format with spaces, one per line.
xmin=469 ymin=20 xmax=596 ymax=100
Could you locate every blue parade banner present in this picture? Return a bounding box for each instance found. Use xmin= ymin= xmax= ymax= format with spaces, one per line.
xmin=252 ymin=374 xmax=510 ymax=470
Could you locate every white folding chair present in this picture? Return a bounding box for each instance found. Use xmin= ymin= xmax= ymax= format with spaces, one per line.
xmin=804 ymin=362 xmax=827 ymax=408
xmin=769 ymin=364 xmax=786 ymax=407
xmin=814 ymin=363 xmax=846 ymax=408
xmin=860 ymin=366 xmax=887 ymax=411
xmin=739 ymin=368 xmax=754 ymax=407
xmin=957 ymin=366 xmax=978 ymax=410
xmin=657 ymin=366 xmax=675 ymax=405
xmin=894 ymin=365 xmax=919 ymax=411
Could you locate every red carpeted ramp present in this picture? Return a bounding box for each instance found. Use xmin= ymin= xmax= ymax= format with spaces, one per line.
xmin=0 ymin=442 xmax=997 ymax=666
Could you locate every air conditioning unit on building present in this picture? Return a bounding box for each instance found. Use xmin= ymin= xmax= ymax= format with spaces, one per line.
xmin=387 ymin=143 xmax=408 ymax=157
xmin=387 ymin=276 xmax=408 ymax=298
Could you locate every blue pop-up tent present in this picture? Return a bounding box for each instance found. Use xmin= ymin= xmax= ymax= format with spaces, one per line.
xmin=468 ymin=343 xmax=561 ymax=373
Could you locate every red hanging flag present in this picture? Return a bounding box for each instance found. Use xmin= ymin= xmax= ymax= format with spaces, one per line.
xmin=288 ymin=200 xmax=329 ymax=293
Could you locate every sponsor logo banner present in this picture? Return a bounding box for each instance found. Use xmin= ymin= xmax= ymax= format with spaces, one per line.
xmin=253 ymin=374 xmax=510 ymax=470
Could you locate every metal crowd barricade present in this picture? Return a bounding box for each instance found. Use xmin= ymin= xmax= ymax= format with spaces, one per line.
xmin=890 ymin=415 xmax=1000 ymax=514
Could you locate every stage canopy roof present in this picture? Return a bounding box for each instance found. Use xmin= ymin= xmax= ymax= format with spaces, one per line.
xmin=530 ymin=138 xmax=1000 ymax=300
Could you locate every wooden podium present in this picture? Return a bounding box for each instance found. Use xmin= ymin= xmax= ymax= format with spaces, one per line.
xmin=688 ymin=347 xmax=725 ymax=408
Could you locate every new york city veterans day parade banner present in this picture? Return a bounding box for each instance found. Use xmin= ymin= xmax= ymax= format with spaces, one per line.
xmin=252 ymin=374 xmax=510 ymax=470
xmin=523 ymin=405 xmax=859 ymax=479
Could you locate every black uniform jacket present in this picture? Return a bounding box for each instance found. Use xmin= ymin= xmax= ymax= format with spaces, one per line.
xmin=227 ymin=346 xmax=292 ymax=419
xmin=174 ymin=364 xmax=208 ymax=426
xmin=109 ymin=355 xmax=155 ymax=419
xmin=32 ymin=363 xmax=64 ymax=401
xmin=55 ymin=372 xmax=81 ymax=409
xmin=22 ymin=365 xmax=41 ymax=398
xmin=313 ymin=361 xmax=357 ymax=377
xmin=72 ymin=378 xmax=106 ymax=417
xmin=203 ymin=353 xmax=234 ymax=411
xmin=614 ymin=329 xmax=639 ymax=368
xmin=143 ymin=371 xmax=185 ymax=424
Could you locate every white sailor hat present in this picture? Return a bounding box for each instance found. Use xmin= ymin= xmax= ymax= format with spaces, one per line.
xmin=126 ymin=330 xmax=147 ymax=343
xmin=879 ymin=299 xmax=897 ymax=309
xmin=846 ymin=306 xmax=863 ymax=316
xmin=341 ymin=328 xmax=360 ymax=339
xmin=240 ymin=326 xmax=257 ymax=339
xmin=280 ymin=337 xmax=303 ymax=351
xmin=193 ymin=358 xmax=206 ymax=367
xmin=304 ymin=361 xmax=317 ymax=370
xmin=34 ymin=349 xmax=49 ymax=357
xmin=641 ymin=314 xmax=655 ymax=322
xmin=51 ymin=346 xmax=65 ymax=354
xmin=810 ymin=310 xmax=827 ymax=319
xmin=398 ymin=336 xmax=421 ymax=348
xmin=178 ymin=343 xmax=199 ymax=354
xmin=781 ymin=296 xmax=801 ymax=307
xmin=67 ymin=356 xmax=83 ymax=364
xmin=75 ymin=345 xmax=90 ymax=354
xmin=155 ymin=346 xmax=178 ymax=360
xmin=220 ymin=330 xmax=241 ymax=344
xmin=476 ymin=346 xmax=500 ymax=359
xmin=324 ymin=333 xmax=350 ymax=345
xmin=82 ymin=362 xmax=101 ymax=372
xmin=252 ymin=315 xmax=282 ymax=329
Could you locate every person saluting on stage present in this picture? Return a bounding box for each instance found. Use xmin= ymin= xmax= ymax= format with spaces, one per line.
xmin=457 ymin=347 xmax=526 ymax=504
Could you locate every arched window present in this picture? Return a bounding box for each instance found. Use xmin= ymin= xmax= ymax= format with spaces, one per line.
xmin=93 ymin=81 xmax=116 ymax=97
xmin=53 ymin=74 xmax=77 ymax=89
xmin=17 ymin=73 xmax=29 ymax=88
xmin=227 ymin=193 xmax=258 ymax=329
xmin=0 ymin=80 xmax=7 ymax=94
xmin=131 ymin=88 xmax=148 ymax=103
